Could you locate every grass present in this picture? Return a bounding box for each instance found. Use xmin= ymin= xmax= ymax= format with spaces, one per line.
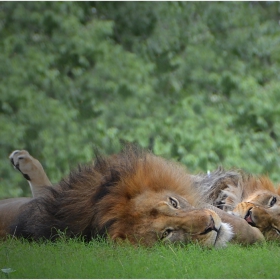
xmin=0 ymin=237 xmax=279 ymax=279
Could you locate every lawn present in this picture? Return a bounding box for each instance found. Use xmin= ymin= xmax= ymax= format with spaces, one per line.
xmin=0 ymin=238 xmax=279 ymax=279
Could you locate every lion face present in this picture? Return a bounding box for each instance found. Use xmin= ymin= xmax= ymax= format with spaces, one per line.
xmin=204 ymin=172 xmax=280 ymax=241
xmin=106 ymin=190 xmax=233 ymax=248
xmin=8 ymin=147 xmax=234 ymax=247
xmin=232 ymin=191 xmax=280 ymax=240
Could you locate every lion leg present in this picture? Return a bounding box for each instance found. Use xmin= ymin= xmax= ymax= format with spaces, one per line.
xmin=9 ymin=150 xmax=52 ymax=197
xmin=213 ymin=206 xmax=265 ymax=244
xmin=202 ymin=203 xmax=264 ymax=244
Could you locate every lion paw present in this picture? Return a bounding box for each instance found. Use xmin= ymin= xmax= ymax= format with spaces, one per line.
xmin=9 ymin=150 xmax=52 ymax=197
xmin=9 ymin=150 xmax=34 ymax=181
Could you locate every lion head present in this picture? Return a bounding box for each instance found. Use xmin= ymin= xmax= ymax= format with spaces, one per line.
xmin=192 ymin=169 xmax=280 ymax=241
xmin=9 ymin=146 xmax=233 ymax=247
xmin=231 ymin=186 xmax=280 ymax=240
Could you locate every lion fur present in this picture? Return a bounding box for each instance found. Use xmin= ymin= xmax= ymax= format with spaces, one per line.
xmin=10 ymin=145 xmax=203 ymax=242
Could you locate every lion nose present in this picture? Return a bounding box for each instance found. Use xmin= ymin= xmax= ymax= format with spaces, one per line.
xmin=201 ymin=215 xmax=217 ymax=235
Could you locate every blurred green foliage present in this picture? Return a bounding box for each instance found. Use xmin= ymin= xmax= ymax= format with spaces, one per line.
xmin=0 ymin=2 xmax=280 ymax=198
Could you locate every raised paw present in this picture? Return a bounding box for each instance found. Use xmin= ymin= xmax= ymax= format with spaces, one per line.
xmin=9 ymin=150 xmax=52 ymax=197
xmin=9 ymin=150 xmax=34 ymax=181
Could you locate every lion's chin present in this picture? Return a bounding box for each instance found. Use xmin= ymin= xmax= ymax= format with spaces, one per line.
xmin=214 ymin=222 xmax=233 ymax=248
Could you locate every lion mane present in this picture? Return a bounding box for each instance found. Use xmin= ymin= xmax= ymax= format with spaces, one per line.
xmin=10 ymin=145 xmax=233 ymax=246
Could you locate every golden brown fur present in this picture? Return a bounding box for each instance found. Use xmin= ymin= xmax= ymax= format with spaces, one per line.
xmin=231 ymin=178 xmax=280 ymax=240
xmin=199 ymin=169 xmax=280 ymax=240
xmin=1 ymin=147 xmax=266 ymax=246
xmin=2 ymin=146 xmax=235 ymax=247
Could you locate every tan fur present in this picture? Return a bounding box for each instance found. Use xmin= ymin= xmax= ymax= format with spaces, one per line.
xmin=219 ymin=175 xmax=280 ymax=240
xmin=1 ymin=148 xmax=236 ymax=247
xmin=9 ymin=150 xmax=52 ymax=197
xmin=0 ymin=150 xmax=51 ymax=238
xmin=0 ymin=149 xmax=265 ymax=246
xmin=0 ymin=198 xmax=31 ymax=238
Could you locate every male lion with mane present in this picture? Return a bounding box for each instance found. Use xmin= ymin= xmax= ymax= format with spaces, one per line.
xmin=0 ymin=146 xmax=264 ymax=247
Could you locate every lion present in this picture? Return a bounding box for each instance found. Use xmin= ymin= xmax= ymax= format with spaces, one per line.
xmin=192 ymin=168 xmax=280 ymax=241
xmin=230 ymin=177 xmax=280 ymax=241
xmin=0 ymin=147 xmax=264 ymax=247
